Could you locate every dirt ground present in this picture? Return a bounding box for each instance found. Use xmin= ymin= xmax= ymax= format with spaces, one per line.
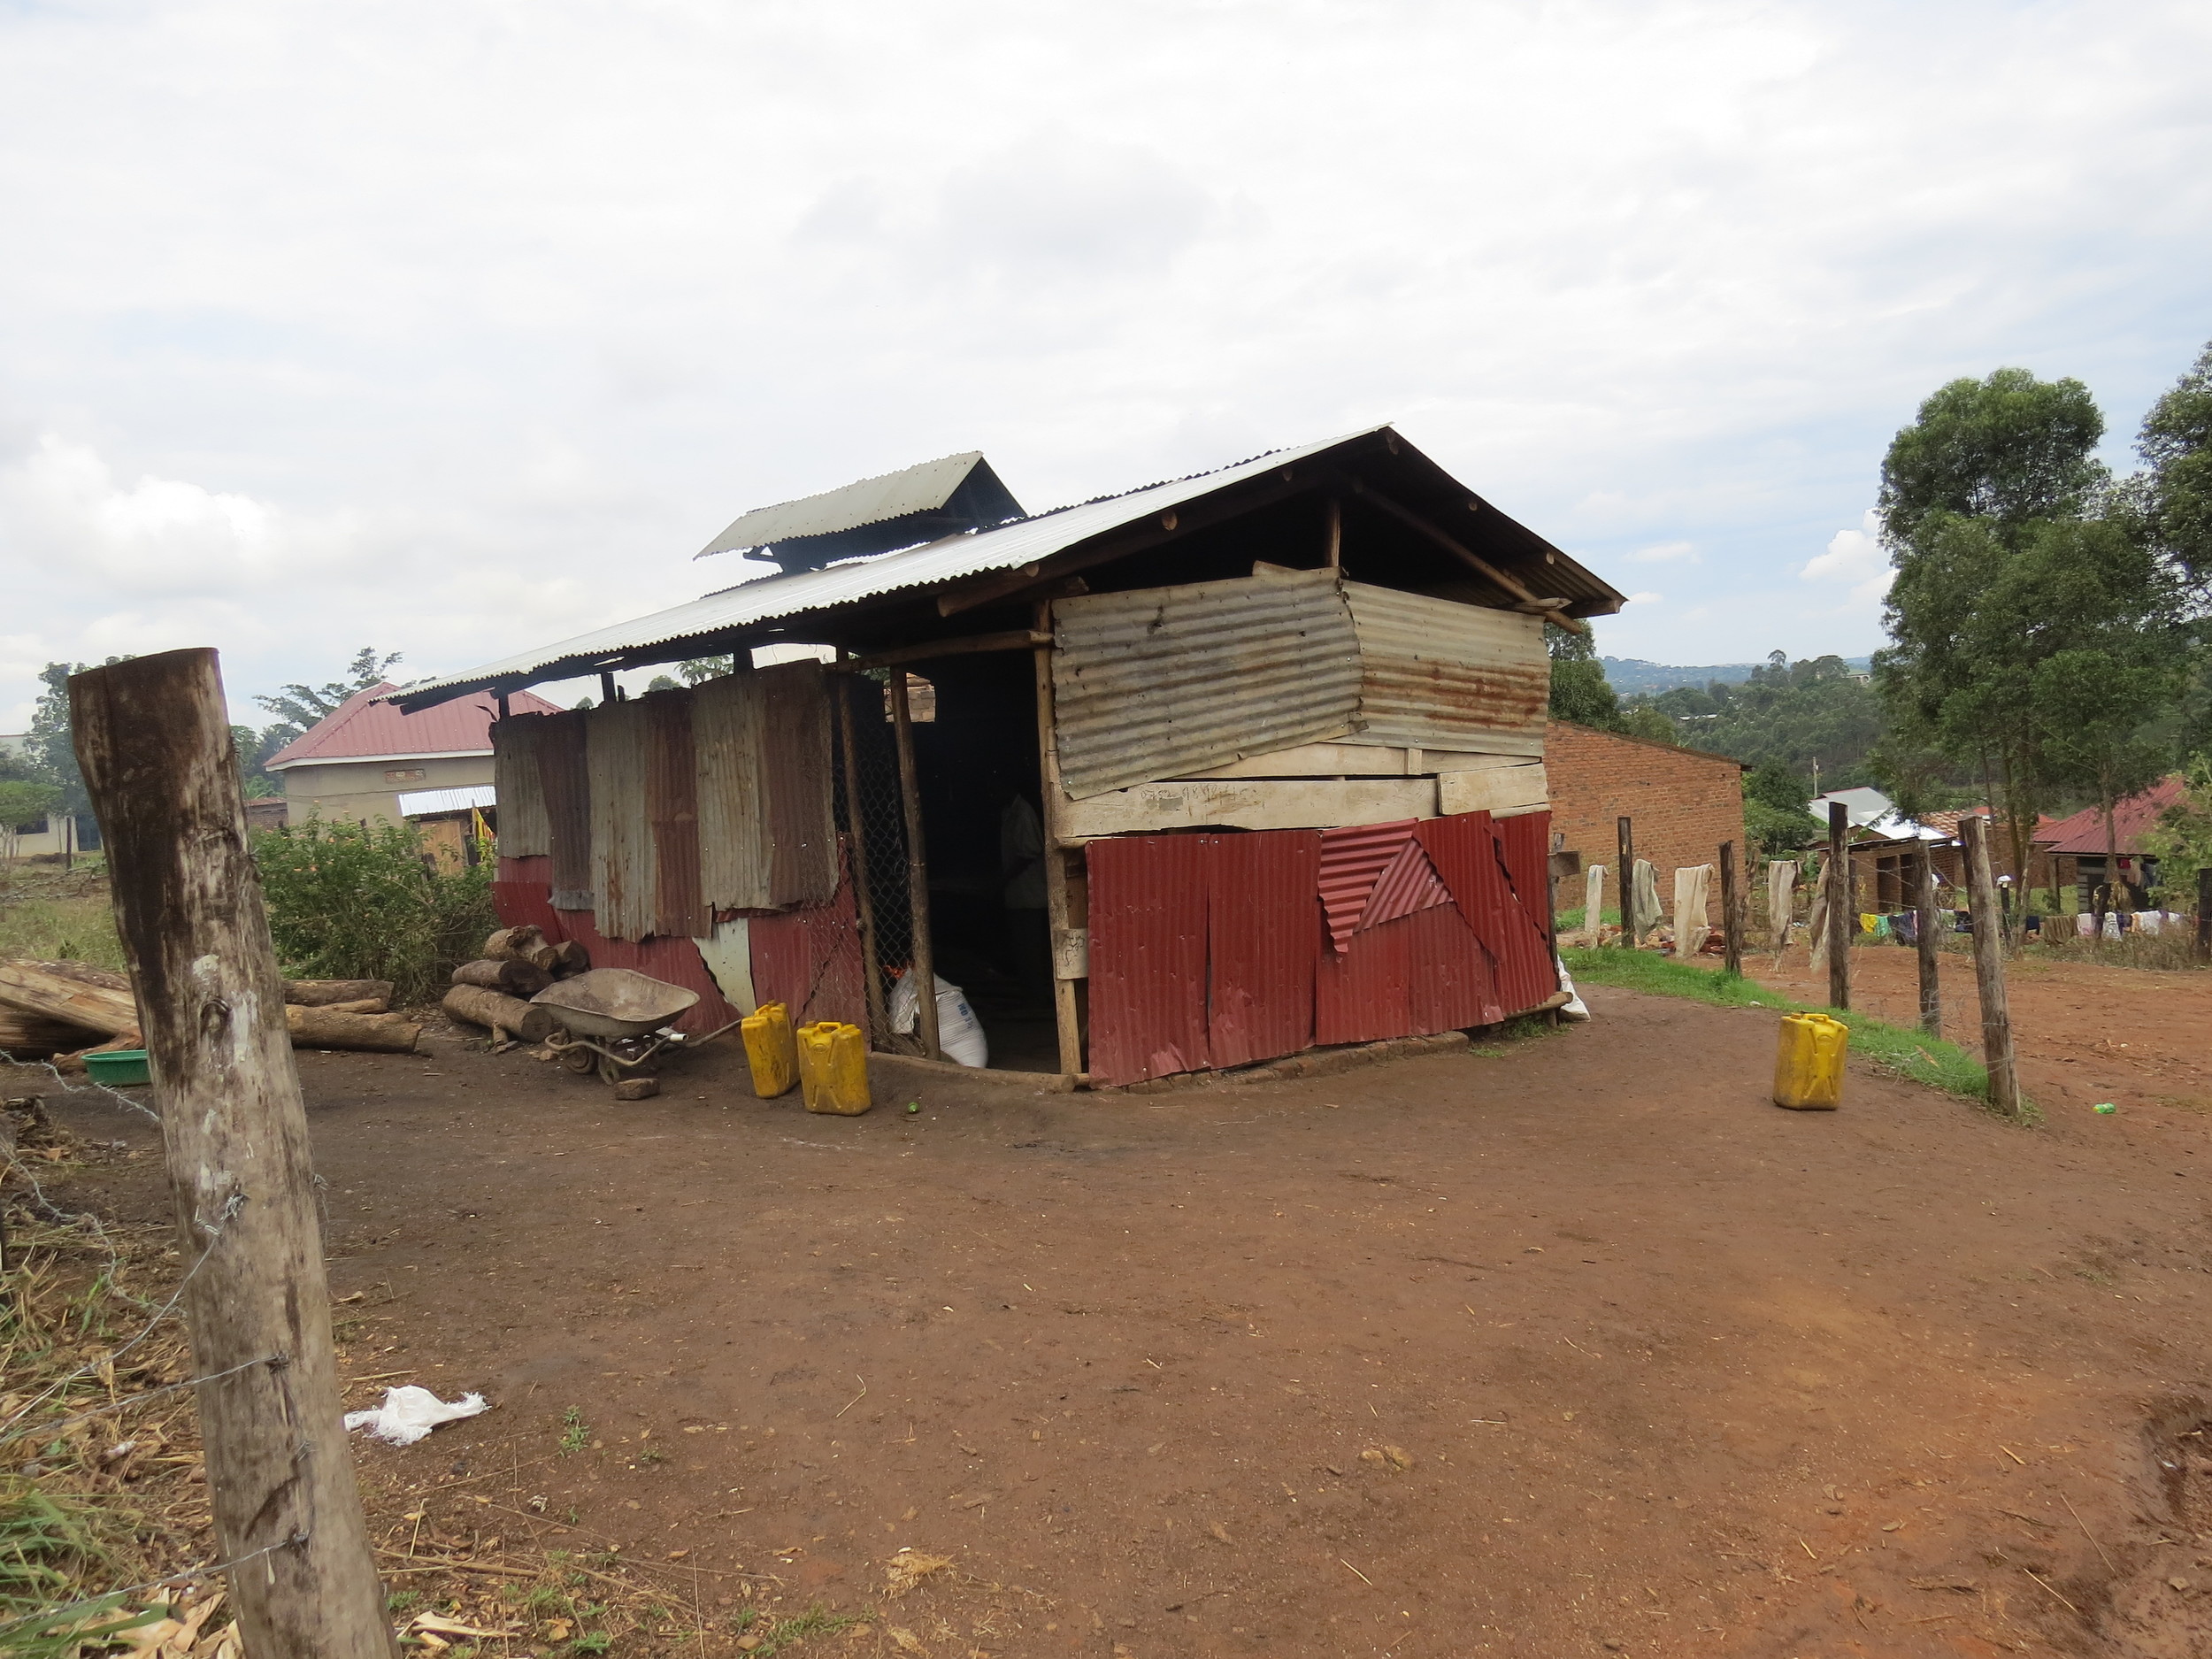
xmin=21 ymin=956 xmax=2212 ymax=1659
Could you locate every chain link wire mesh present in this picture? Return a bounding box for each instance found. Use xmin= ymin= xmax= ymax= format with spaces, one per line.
xmin=833 ymin=673 xmax=914 ymax=1016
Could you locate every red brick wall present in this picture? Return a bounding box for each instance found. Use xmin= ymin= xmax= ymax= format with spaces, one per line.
xmin=1545 ymin=723 xmax=1747 ymax=922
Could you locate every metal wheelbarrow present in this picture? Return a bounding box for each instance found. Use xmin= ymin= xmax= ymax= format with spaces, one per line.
xmin=531 ymin=969 xmax=737 ymax=1086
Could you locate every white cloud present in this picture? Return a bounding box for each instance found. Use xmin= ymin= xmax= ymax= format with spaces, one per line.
xmin=1801 ymin=509 xmax=1895 ymax=603
xmin=1626 ymin=540 xmax=1698 ymax=564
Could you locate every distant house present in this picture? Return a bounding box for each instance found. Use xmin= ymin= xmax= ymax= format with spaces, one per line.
xmin=1 ymin=732 xmax=99 ymax=859
xmin=2034 ymin=776 xmax=2189 ymax=905
xmin=264 ymin=682 xmax=562 ymax=829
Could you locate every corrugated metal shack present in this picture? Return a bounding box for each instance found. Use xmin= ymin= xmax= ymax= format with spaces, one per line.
xmin=392 ymin=427 xmax=1626 ymax=1086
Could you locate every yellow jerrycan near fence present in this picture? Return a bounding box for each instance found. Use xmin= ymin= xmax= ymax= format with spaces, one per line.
xmin=797 ymin=1021 xmax=872 ymax=1115
xmin=1772 ymin=1011 xmax=1848 ymax=1110
xmin=741 ymin=1001 xmax=799 ymax=1099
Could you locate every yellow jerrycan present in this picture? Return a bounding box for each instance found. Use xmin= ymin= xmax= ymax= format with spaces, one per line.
xmin=1772 ymin=1011 xmax=1848 ymax=1110
xmin=797 ymin=1021 xmax=872 ymax=1115
xmin=741 ymin=1001 xmax=799 ymax=1099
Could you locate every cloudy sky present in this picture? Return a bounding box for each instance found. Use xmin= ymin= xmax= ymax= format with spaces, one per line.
xmin=3 ymin=0 xmax=2208 ymax=730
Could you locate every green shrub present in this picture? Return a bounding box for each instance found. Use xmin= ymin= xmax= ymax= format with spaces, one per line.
xmin=251 ymin=818 xmax=495 ymax=1004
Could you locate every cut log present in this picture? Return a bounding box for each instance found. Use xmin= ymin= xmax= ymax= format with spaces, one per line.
xmin=51 ymin=1033 xmax=144 ymax=1074
xmin=283 ymin=979 xmax=396 ymax=1008
xmin=320 ymin=997 xmax=389 ymax=1015
xmin=548 ymin=939 xmax=589 ymax=979
xmin=451 ymin=957 xmax=551 ymax=996
xmin=282 ymin=1005 xmax=420 ymax=1053
xmin=441 ymin=985 xmax=557 ymax=1043
xmin=483 ymin=926 xmax=557 ymax=972
xmin=0 ymin=1010 xmax=108 ymax=1056
xmin=24 ymin=958 xmax=134 ymax=994
xmin=0 ymin=962 xmax=142 ymax=1037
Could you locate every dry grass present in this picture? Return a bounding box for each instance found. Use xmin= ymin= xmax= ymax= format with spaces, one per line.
xmin=0 ymin=868 xmax=124 ymax=975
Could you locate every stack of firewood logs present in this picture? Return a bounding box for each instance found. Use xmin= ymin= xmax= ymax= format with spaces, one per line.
xmin=438 ymin=926 xmax=588 ymax=1045
xmin=0 ymin=958 xmax=419 ymax=1064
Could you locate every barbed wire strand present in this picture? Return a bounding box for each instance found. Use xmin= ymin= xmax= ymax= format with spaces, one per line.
xmin=0 ymin=1352 xmax=280 ymax=1453
xmin=0 ymin=1531 xmax=311 ymax=1644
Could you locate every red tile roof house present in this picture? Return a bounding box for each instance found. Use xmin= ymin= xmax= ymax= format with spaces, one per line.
xmin=2032 ymin=775 xmax=2191 ymax=905
xmin=263 ymin=681 xmax=562 ymax=829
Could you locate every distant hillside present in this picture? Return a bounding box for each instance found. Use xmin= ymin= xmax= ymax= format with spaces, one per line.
xmin=1601 ymin=655 xmax=1871 ymax=695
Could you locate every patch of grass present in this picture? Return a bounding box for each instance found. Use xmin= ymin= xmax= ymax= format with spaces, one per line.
xmin=1560 ymin=948 xmax=2013 ymax=1112
xmin=737 ymin=1605 xmax=872 ymax=1656
xmin=559 ymin=1408 xmax=589 ymax=1455
xmin=0 ymin=892 xmax=126 ymax=972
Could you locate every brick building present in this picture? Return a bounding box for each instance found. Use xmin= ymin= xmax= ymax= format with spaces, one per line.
xmin=1545 ymin=722 xmax=1747 ymax=920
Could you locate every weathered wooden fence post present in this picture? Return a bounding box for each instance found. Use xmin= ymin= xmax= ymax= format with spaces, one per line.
xmin=1916 ymin=853 xmax=1942 ymax=1039
xmin=833 ymin=673 xmax=891 ymax=1045
xmin=1962 ymin=814 xmax=2023 ymax=1120
xmin=1032 ymin=602 xmax=1085 ymax=1079
xmin=1827 ymin=802 xmax=1850 ymax=1010
xmin=886 ymin=669 xmax=941 ymax=1061
xmin=1718 ymin=841 xmax=1742 ymax=976
xmin=1616 ymin=816 xmax=1636 ymax=947
xmin=70 ymin=649 xmax=396 ymax=1659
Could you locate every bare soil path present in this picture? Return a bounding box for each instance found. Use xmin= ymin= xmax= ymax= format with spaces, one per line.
xmin=27 ymin=973 xmax=2212 ymax=1658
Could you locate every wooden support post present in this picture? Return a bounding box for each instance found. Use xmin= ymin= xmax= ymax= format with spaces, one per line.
xmin=2199 ymin=868 xmax=2212 ymax=965
xmin=1917 ymin=852 xmax=1942 ymax=1039
xmin=833 ymin=672 xmax=890 ymax=1046
xmin=1032 ymin=603 xmax=1083 ymax=1079
xmin=887 ymin=669 xmax=941 ymax=1062
xmin=1962 ymin=814 xmax=2022 ymax=1120
xmin=599 ymin=670 xmax=618 ymax=706
xmin=1617 ymin=816 xmax=1636 ymax=946
xmin=69 ymin=649 xmax=396 ymax=1659
xmin=1827 ymin=802 xmax=1850 ymax=1010
xmin=1323 ymin=495 xmax=1342 ymax=570
xmin=1719 ymin=841 xmax=1742 ymax=976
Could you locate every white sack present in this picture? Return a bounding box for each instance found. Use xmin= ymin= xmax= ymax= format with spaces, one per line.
xmin=889 ymin=972 xmax=990 ymax=1069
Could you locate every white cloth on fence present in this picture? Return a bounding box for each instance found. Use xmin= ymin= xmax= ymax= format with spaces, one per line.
xmin=1808 ymin=857 xmax=1831 ymax=973
xmin=2103 ymin=911 xmax=2124 ymax=941
xmin=1767 ymin=861 xmax=1796 ymax=953
xmin=2137 ymin=910 xmax=2163 ymax=936
xmin=2076 ymin=911 xmax=2096 ymax=938
xmin=1581 ymin=864 xmax=1606 ymax=944
xmin=344 ymin=1386 xmax=489 ymax=1447
xmin=1555 ymin=956 xmax=1591 ymax=1021
xmin=1631 ymin=859 xmax=1662 ymax=944
xmin=1673 ymin=864 xmax=1712 ymax=956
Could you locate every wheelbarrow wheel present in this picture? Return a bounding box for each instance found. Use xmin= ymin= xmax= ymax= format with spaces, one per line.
xmin=558 ymin=1046 xmax=597 ymax=1076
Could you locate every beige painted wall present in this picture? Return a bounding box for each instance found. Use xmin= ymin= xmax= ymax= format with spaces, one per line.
xmin=279 ymin=753 xmax=493 ymax=828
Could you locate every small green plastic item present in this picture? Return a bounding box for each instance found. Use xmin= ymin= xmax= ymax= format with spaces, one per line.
xmin=906 ymin=1101 xmax=921 ymax=1115
xmin=2093 ymin=1102 xmax=2116 ymax=1115
xmin=86 ymin=1048 xmax=150 ymax=1086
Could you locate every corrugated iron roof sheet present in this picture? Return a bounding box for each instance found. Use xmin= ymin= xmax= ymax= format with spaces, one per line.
xmin=697 ymin=451 xmax=1010 ymax=557
xmin=393 ymin=426 xmax=1624 ymax=711
xmin=2034 ymin=775 xmax=2188 ymax=856
xmin=1051 ymin=569 xmax=1363 ymax=800
xmin=266 ymin=682 xmax=562 ymax=769
xmin=395 ymin=785 xmax=495 ymax=816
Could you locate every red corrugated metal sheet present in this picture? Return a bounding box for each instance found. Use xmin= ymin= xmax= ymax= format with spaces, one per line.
xmin=266 ymin=682 xmax=561 ymax=769
xmin=536 ymin=711 xmax=594 ymax=911
xmin=1317 ymin=819 xmax=1417 ymax=954
xmin=1087 ymin=834 xmax=1210 ymax=1086
xmin=1206 ymin=830 xmax=1319 ymax=1070
xmin=645 ymin=691 xmax=705 ymax=939
xmin=492 ymin=854 xmax=565 ymax=941
xmin=1417 ymin=810 xmax=1555 ymax=1017
xmin=1404 ymin=901 xmax=1498 ymax=1033
xmin=1493 ymin=811 xmax=1556 ymax=1013
xmin=1358 ymin=836 xmax=1451 ymax=931
xmin=1314 ymin=910 xmax=1412 ymax=1046
xmin=746 ymin=843 xmax=867 ymax=1030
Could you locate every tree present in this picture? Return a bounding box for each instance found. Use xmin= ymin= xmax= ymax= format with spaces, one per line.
xmin=1547 ymin=624 xmax=1621 ymax=729
xmin=2138 ymin=339 xmax=2212 ymax=585
xmin=0 ymin=779 xmax=64 ymax=869
xmin=255 ymin=648 xmax=404 ymax=748
xmin=1637 ymin=652 xmax=1883 ymax=783
xmin=2142 ymin=754 xmax=2212 ymax=898
xmin=678 ymin=656 xmax=737 ymax=685
xmin=1878 ymin=367 xmax=2107 ymax=546
xmin=26 ymin=658 xmax=132 ymax=817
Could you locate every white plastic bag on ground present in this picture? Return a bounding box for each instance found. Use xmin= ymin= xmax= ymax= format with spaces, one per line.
xmin=889 ymin=972 xmax=989 ymax=1068
xmin=344 ymin=1385 xmax=488 ymax=1447
xmin=1555 ymin=957 xmax=1591 ymax=1022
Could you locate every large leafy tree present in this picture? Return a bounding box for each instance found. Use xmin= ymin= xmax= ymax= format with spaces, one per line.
xmin=2138 ymin=340 xmax=2212 ymax=585
xmin=1876 ymin=368 xmax=2189 ymax=879
xmin=256 ymin=647 xmax=403 ymax=747
xmin=1546 ymin=623 xmax=1621 ymax=729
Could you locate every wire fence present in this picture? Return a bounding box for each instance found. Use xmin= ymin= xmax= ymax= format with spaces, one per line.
xmin=833 ymin=675 xmax=915 ymax=995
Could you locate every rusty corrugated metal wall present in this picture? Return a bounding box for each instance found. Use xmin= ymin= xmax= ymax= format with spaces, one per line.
xmin=491 ymin=713 xmax=549 ymax=856
xmin=1340 ymin=582 xmax=1548 ymax=757
xmin=536 ymin=711 xmax=594 ymax=912
xmin=588 ymin=699 xmax=658 ymax=942
xmin=760 ymin=661 xmax=839 ymax=907
xmin=1317 ymin=820 xmax=1417 ymax=955
xmin=1051 ymin=570 xmax=1363 ymax=800
xmin=691 ymin=671 xmax=771 ymax=911
xmin=1087 ymin=833 xmax=1211 ymax=1084
xmin=645 ymin=691 xmax=704 ymax=940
